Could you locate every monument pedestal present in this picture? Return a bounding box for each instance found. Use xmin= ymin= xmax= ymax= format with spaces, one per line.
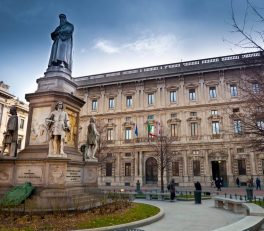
xmin=0 ymin=68 xmax=101 ymax=210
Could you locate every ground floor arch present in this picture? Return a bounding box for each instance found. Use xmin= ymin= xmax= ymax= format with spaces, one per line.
xmin=145 ymin=157 xmax=158 ymax=184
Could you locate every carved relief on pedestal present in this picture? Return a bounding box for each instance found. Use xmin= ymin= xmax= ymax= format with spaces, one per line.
xmin=0 ymin=166 xmax=12 ymax=183
xmin=48 ymin=164 xmax=66 ymax=185
xmin=83 ymin=166 xmax=97 ymax=184
xmin=29 ymin=107 xmax=50 ymax=145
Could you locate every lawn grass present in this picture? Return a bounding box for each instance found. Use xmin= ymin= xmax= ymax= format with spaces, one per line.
xmin=77 ymin=203 xmax=159 ymax=229
xmin=0 ymin=202 xmax=159 ymax=231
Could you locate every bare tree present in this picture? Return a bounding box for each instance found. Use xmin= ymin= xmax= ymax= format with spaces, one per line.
xmin=227 ymin=0 xmax=264 ymax=151
xmin=148 ymin=132 xmax=174 ymax=193
xmin=230 ymin=0 xmax=264 ymax=51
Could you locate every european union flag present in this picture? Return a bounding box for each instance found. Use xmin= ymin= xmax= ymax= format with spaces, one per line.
xmin=135 ymin=124 xmax=138 ymax=137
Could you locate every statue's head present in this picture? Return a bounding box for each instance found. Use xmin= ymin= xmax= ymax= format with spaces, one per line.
xmin=59 ymin=14 xmax=66 ymax=19
xmin=59 ymin=14 xmax=67 ymax=23
xmin=9 ymin=106 xmax=17 ymax=115
xmin=90 ymin=117 xmax=96 ymax=123
xmin=55 ymin=101 xmax=64 ymax=110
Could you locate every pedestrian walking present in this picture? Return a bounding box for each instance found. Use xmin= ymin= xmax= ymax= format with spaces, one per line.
xmin=256 ymin=177 xmax=261 ymax=190
xmin=215 ymin=177 xmax=221 ymax=191
xmin=236 ymin=177 xmax=240 ymax=187
xmin=168 ymin=179 xmax=176 ymax=202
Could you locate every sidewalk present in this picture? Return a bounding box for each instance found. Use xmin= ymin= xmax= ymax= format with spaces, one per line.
xmin=136 ymin=199 xmax=244 ymax=231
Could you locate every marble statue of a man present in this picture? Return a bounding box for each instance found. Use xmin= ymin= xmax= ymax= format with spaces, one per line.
xmin=46 ymin=101 xmax=70 ymax=156
xmin=85 ymin=117 xmax=99 ymax=160
xmin=2 ymin=106 xmax=18 ymax=157
xmin=48 ymin=14 xmax=74 ymax=70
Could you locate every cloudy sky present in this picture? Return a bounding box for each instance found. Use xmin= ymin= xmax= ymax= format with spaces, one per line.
xmin=0 ymin=0 xmax=263 ymax=101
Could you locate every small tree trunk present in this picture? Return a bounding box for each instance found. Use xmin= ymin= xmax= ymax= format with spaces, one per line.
xmin=161 ymin=169 xmax=164 ymax=193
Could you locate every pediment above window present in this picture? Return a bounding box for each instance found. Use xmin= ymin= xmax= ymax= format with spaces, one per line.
xmin=208 ymin=115 xmax=222 ymax=121
xmin=107 ymin=123 xmax=117 ymax=128
xmin=105 ymin=93 xmax=118 ymax=98
xmin=185 ymin=83 xmax=199 ymax=89
xmin=122 ymin=121 xmax=135 ymax=127
xmin=167 ymin=118 xmax=181 ymax=124
xmin=187 ymin=116 xmax=201 ymax=122
xmin=205 ymin=80 xmax=219 ymax=86
xmin=123 ymin=90 xmax=136 ymax=96
xmin=88 ymin=94 xmax=101 ymax=99
xmin=166 ymin=85 xmax=179 ymax=91
xmin=144 ymin=88 xmax=157 ymax=93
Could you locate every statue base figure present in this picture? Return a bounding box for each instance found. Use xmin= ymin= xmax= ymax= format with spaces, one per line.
xmin=2 ymin=142 xmax=17 ymax=157
xmin=84 ymin=145 xmax=98 ymax=162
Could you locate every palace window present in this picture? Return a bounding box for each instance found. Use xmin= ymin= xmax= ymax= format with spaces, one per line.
xmin=147 ymin=115 xmax=154 ymax=120
xmin=109 ymin=98 xmax=115 ymax=109
xmin=230 ymin=84 xmax=238 ymax=97
xmin=171 ymin=124 xmax=177 ymax=137
xmin=237 ymin=148 xmax=244 ymax=153
xmin=209 ymin=86 xmax=217 ymax=99
xmin=190 ymin=112 xmax=197 ymax=116
xmin=172 ymin=161 xmax=180 ymax=176
xmin=234 ymin=120 xmax=242 ymax=134
xmin=193 ymin=160 xmax=200 ymax=176
xmin=191 ymin=122 xmax=198 ymax=136
xmin=107 ymin=128 xmax=113 ymax=141
xmin=126 ymin=96 xmax=132 ymax=107
xmin=170 ymin=91 xmax=176 ymax=102
xmin=211 ymin=110 xmax=218 ymax=115
xmin=257 ymin=120 xmax=264 ymax=131
xmin=233 ymin=108 xmax=240 ymax=113
xmin=19 ymin=118 xmax=25 ymax=130
xmin=171 ymin=113 xmax=177 ymax=118
xmin=106 ymin=163 xmax=112 ymax=176
xmin=252 ymin=82 xmax=260 ymax=94
xmin=125 ymin=163 xmax=131 ymax=176
xmin=126 ymin=117 xmax=131 ymax=122
xmin=148 ymin=93 xmax=154 ymax=105
xmin=212 ymin=121 xmax=220 ymax=134
xmin=125 ymin=127 xmax=132 ymax=140
xmin=92 ymin=99 xmax=98 ymax=111
xmin=189 ymin=89 xmax=196 ymax=101
xmin=237 ymin=159 xmax=246 ymax=175
xmin=17 ymin=137 xmax=22 ymax=149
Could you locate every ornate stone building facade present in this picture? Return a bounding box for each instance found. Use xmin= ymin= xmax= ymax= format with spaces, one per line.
xmin=0 ymin=82 xmax=29 ymax=153
xmin=74 ymin=52 xmax=264 ymax=187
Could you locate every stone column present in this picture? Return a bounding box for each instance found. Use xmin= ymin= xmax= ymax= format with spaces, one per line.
xmin=117 ymin=86 xmax=122 ymax=112
xmin=139 ymin=151 xmax=143 ymax=184
xmin=227 ymin=148 xmax=233 ymax=186
xmin=179 ymin=76 xmax=185 ymax=106
xmin=183 ymin=150 xmax=188 ymax=184
xmin=116 ymin=152 xmax=121 ymax=186
xmin=100 ymin=88 xmax=105 ymax=114
xmin=250 ymin=151 xmax=257 ymax=176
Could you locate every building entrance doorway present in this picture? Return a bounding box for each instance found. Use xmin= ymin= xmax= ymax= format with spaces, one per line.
xmin=145 ymin=157 xmax=158 ymax=184
xmin=211 ymin=160 xmax=228 ymax=186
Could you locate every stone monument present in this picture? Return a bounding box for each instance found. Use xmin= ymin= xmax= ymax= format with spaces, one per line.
xmin=85 ymin=117 xmax=99 ymax=161
xmin=1 ymin=106 xmax=18 ymax=157
xmin=0 ymin=14 xmax=99 ymax=210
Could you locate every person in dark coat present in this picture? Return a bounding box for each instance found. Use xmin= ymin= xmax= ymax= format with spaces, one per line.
xmin=168 ymin=179 xmax=176 ymax=201
xmin=236 ymin=177 xmax=240 ymax=187
xmin=195 ymin=181 xmax=202 ymax=191
xmin=215 ymin=177 xmax=221 ymax=191
xmin=256 ymin=177 xmax=261 ymax=190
